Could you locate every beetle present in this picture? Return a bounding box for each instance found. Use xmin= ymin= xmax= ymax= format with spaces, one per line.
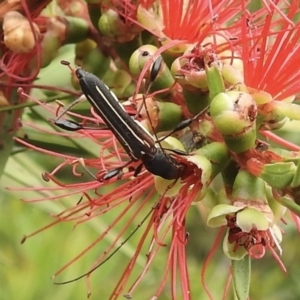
xmin=56 ymin=61 xmax=186 ymax=180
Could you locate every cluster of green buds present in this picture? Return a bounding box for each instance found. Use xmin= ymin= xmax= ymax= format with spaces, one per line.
xmin=2 ymin=0 xmax=300 ymax=299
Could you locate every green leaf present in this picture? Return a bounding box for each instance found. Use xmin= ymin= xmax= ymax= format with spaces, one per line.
xmin=232 ymin=256 xmax=251 ymax=300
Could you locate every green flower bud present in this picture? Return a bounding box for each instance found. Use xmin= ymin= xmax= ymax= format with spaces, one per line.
xmin=40 ymin=18 xmax=62 ymax=68
xmin=248 ymin=159 xmax=296 ymax=189
xmin=154 ymin=176 xmax=183 ymax=196
xmin=210 ymin=91 xmax=257 ymax=135
xmin=82 ymin=48 xmax=111 ymax=79
xmin=171 ymin=56 xmax=208 ymax=89
xmin=161 ymin=137 xmax=186 ymax=152
xmin=110 ymin=70 xmax=132 ymax=98
xmin=210 ymin=91 xmax=257 ymax=152
xmin=221 ymin=63 xmax=244 ymax=86
xmin=272 ymin=101 xmax=300 ymax=121
xmin=170 ymin=57 xmax=189 ymax=86
xmin=260 ymin=101 xmax=288 ymax=130
xmin=222 ymin=125 xmax=256 ymax=153
xmin=187 ymin=155 xmax=212 ymax=193
xmin=155 ymin=101 xmax=183 ymax=132
xmin=129 ymin=45 xmax=159 ymax=75
xmin=133 ymin=96 xmax=182 ymax=133
xmin=248 ymin=88 xmax=273 ymax=105
xmin=129 ymin=45 xmax=175 ymax=98
xmin=205 ymin=57 xmax=225 ymax=99
xmin=114 ymin=37 xmax=141 ymax=65
xmin=64 ymin=16 xmax=89 ymax=44
xmin=195 ymin=142 xmax=230 ymax=178
xmin=171 ymin=58 xmax=208 ymax=112
xmin=232 ymin=170 xmax=268 ymax=204
xmin=98 ymin=9 xmax=138 ymax=42
xmin=182 ymin=88 xmax=210 ymax=115
xmin=221 ymin=160 xmax=239 ymax=196
xmin=75 ymin=38 xmax=97 ymax=64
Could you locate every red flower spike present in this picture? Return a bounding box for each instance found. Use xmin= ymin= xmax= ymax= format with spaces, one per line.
xmin=7 ymin=1 xmax=300 ymax=299
xmin=0 ymin=1 xmax=49 ymax=149
xmin=23 ymin=143 xmax=204 ymax=300
xmin=54 ymin=185 xmax=156 ymax=276
xmin=1 ymin=11 xmax=42 ymax=83
xmin=240 ymin=0 xmax=300 ymax=100
xmin=159 ymin=0 xmax=247 ymax=43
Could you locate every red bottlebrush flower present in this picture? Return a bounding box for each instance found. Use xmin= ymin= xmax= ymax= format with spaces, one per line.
xmin=7 ymin=1 xmax=300 ymax=300
xmin=238 ymin=0 xmax=300 ymax=100
xmin=15 ymin=86 xmax=211 ymax=299
xmin=0 ymin=1 xmax=47 ymax=176
xmin=0 ymin=0 xmax=93 ymax=176
xmin=0 ymin=0 xmax=46 ymax=82
xmin=138 ymin=0 xmax=249 ymax=43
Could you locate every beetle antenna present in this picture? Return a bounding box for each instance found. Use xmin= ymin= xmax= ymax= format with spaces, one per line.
xmin=53 ymin=203 xmax=155 ymax=285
